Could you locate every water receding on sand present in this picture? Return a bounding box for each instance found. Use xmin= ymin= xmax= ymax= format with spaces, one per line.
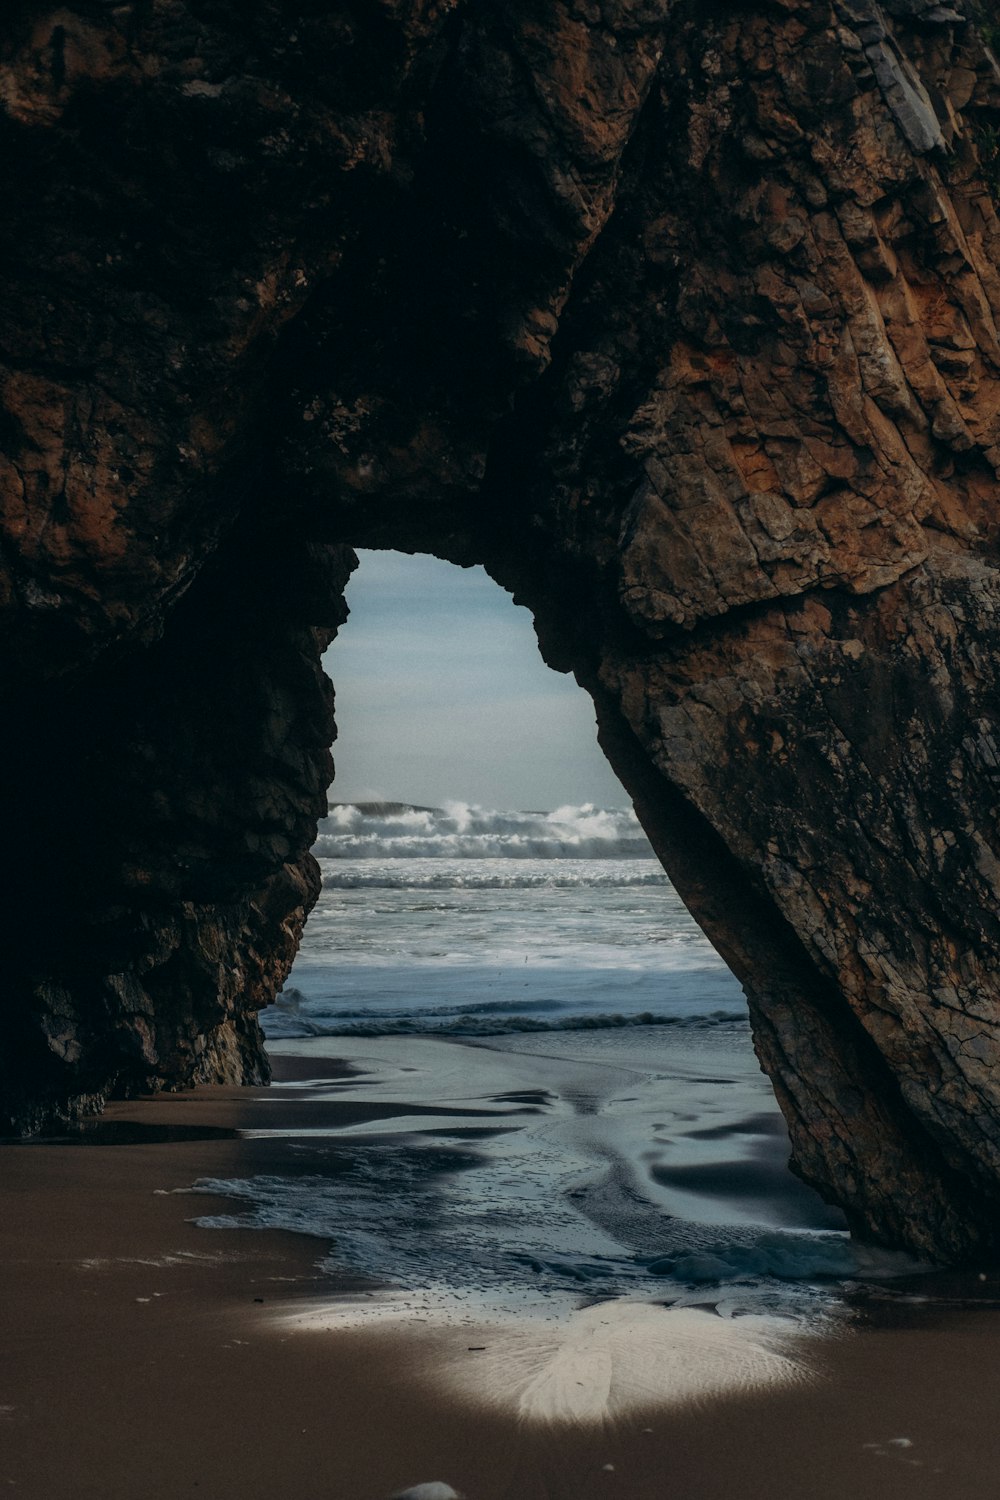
xmin=185 ymin=806 xmax=928 ymax=1421
xmin=188 ymin=1028 xmax=925 ymax=1419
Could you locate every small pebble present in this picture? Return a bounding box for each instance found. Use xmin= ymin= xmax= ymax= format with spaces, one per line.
xmin=602 ymin=1463 xmax=615 ymax=1472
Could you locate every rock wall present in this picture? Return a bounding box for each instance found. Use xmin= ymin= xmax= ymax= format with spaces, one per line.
xmin=0 ymin=524 xmax=351 ymax=1130
xmin=2 ymin=0 xmax=1000 ymax=1260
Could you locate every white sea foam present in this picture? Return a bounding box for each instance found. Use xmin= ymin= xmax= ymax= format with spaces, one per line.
xmin=314 ymin=802 xmax=656 ymax=861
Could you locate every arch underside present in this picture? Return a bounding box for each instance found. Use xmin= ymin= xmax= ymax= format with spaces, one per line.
xmin=3 ymin=0 xmax=1000 ymax=1261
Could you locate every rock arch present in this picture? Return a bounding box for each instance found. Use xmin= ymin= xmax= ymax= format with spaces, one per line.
xmin=2 ymin=0 xmax=1000 ymax=1261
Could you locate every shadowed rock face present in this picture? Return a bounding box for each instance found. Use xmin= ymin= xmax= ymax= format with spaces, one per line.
xmin=2 ymin=0 xmax=1000 ymax=1260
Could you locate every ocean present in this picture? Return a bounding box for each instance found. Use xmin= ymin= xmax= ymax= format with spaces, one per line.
xmin=189 ymin=802 xmax=926 ymax=1360
xmin=262 ymin=801 xmax=745 ymax=1040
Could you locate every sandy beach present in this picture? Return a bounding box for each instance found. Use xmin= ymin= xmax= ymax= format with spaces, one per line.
xmin=4 ymin=1041 xmax=1000 ymax=1500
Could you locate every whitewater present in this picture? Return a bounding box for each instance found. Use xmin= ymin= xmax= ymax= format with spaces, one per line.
xmin=264 ymin=801 xmax=745 ymax=1039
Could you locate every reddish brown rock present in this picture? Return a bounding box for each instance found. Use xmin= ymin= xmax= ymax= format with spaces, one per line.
xmin=2 ymin=0 xmax=1000 ymax=1261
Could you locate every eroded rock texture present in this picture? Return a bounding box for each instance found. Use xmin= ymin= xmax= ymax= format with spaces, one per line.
xmin=2 ymin=0 xmax=1000 ymax=1259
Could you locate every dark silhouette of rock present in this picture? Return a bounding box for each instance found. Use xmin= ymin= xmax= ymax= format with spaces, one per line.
xmin=2 ymin=0 xmax=1000 ymax=1260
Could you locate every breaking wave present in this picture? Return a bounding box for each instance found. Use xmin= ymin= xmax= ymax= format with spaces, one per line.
xmin=265 ymin=987 xmax=746 ymax=1040
xmin=315 ymin=801 xmax=656 ymax=861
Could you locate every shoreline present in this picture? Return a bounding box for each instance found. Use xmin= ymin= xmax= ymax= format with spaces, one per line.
xmin=3 ymin=1048 xmax=1000 ymax=1498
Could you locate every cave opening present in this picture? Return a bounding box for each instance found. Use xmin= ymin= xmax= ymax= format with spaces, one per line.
xmin=263 ymin=548 xmax=847 ymax=1267
xmin=275 ymin=545 xmax=746 ymax=1039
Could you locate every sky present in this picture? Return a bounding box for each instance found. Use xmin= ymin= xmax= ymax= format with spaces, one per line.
xmin=322 ymin=549 xmax=629 ymax=809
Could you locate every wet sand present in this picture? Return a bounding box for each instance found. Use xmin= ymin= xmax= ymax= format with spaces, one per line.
xmin=4 ymin=1054 xmax=1000 ymax=1499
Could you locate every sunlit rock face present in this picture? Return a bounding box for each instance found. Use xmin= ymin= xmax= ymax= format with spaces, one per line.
xmin=2 ymin=0 xmax=1000 ymax=1260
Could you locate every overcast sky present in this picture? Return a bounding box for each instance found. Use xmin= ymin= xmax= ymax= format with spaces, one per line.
xmin=322 ymin=550 xmax=628 ymax=809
